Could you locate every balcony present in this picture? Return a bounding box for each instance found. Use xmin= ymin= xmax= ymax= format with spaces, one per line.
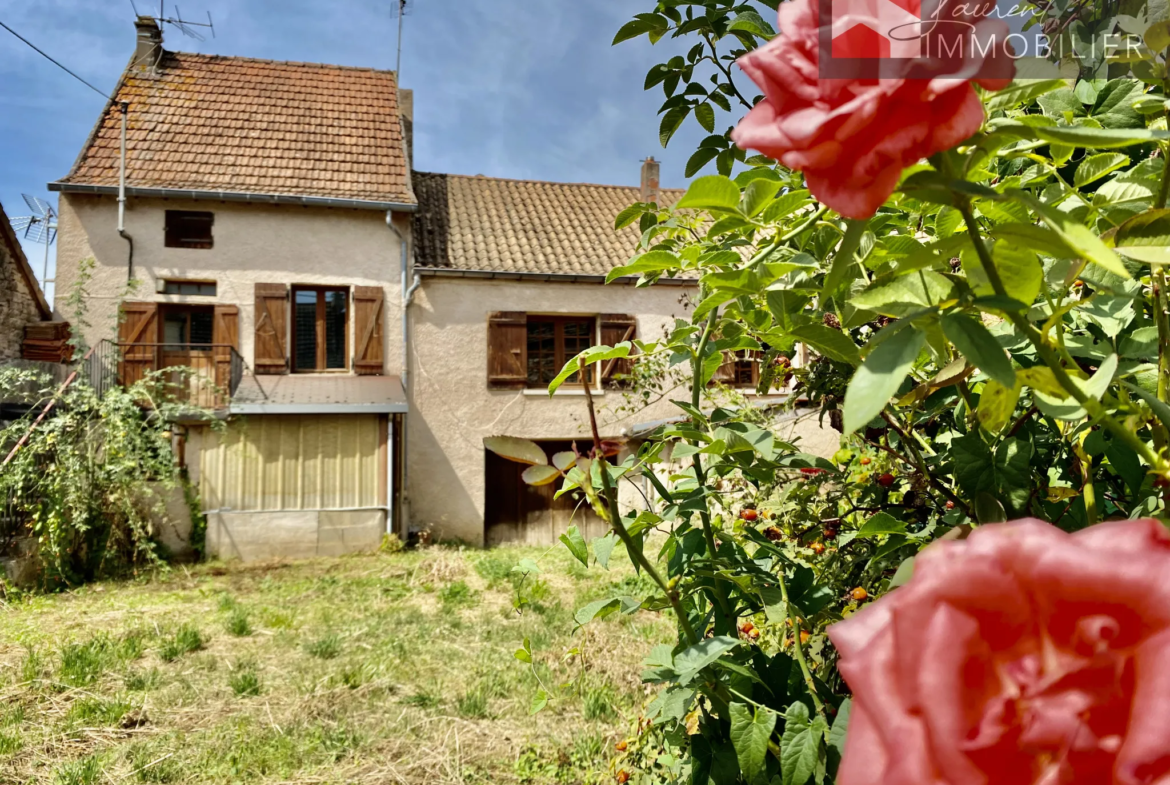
xmin=84 ymin=340 xmax=244 ymax=411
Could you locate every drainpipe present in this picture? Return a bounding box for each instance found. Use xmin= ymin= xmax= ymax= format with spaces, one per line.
xmin=386 ymin=211 xmax=420 ymax=538
xmin=117 ymin=101 xmax=134 ymax=282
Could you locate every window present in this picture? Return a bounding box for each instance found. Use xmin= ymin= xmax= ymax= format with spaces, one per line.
xmin=526 ymin=316 xmax=595 ymax=388
xmin=292 ymin=286 xmax=349 ymax=372
xmin=165 ymin=210 xmax=214 ymax=249
xmin=732 ymin=350 xmax=758 ymax=387
xmin=161 ymin=306 xmax=214 ymax=347
xmin=162 ymin=279 xmax=217 ymax=296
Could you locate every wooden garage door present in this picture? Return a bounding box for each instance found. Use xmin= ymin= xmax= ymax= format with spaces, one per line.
xmin=484 ymin=439 xmax=606 ymax=546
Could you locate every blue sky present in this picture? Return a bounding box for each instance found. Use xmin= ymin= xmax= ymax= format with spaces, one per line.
xmin=0 ymin=0 xmax=716 ymax=303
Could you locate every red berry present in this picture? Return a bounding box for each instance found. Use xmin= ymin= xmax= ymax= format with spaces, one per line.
xmin=615 ymin=740 xmax=628 ymax=752
xmin=739 ymin=508 xmax=759 ymax=522
xmin=851 ymin=587 xmax=868 ymax=601
xmin=822 ymin=527 xmax=838 ymax=540
xmin=810 ymin=542 xmax=826 ymax=555
xmin=860 ymin=457 xmax=871 ymax=466
xmin=617 ymin=771 xmax=631 ymax=784
xmin=946 ymin=500 xmax=955 ymax=510
xmin=1156 ymin=477 xmax=1170 ymax=489
xmin=877 ymin=473 xmax=896 ymax=487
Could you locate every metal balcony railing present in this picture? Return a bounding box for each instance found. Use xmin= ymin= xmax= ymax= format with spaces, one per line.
xmin=83 ymin=340 xmax=244 ymax=410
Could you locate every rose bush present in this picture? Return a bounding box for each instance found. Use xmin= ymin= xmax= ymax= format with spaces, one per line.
xmin=830 ymin=518 xmax=1170 ymax=785
xmin=731 ymin=0 xmax=1015 ymax=219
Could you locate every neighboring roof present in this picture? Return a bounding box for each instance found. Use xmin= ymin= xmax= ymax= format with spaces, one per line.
xmin=412 ymin=172 xmax=684 ymax=277
xmin=54 ymin=51 xmax=414 ymax=207
xmin=0 ymin=201 xmax=51 ymax=320
xmin=231 ymin=374 xmax=408 ymax=415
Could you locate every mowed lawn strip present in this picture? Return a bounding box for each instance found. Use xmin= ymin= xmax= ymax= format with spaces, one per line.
xmin=0 ymin=544 xmax=670 ymax=784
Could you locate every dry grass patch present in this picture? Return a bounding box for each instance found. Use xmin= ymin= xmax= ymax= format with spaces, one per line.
xmin=0 ymin=544 xmax=670 ymax=784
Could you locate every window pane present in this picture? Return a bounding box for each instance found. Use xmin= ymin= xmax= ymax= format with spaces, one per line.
xmin=563 ymin=320 xmax=594 ymax=384
xmin=323 ymin=291 xmax=347 ymax=370
xmin=294 ymin=290 xmax=318 ymax=370
xmin=163 ymin=314 xmax=186 ymax=345
xmin=190 ymin=312 xmax=213 ymax=345
xmin=527 ymin=321 xmax=556 ymax=385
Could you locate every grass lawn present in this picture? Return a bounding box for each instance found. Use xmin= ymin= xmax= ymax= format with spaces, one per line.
xmin=0 ymin=543 xmax=670 ymax=784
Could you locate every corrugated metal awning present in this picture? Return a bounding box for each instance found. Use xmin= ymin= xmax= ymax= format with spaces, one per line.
xmin=230 ymin=374 xmax=408 ymax=415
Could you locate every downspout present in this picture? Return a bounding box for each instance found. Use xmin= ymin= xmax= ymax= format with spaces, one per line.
xmin=386 ymin=211 xmax=420 ymax=537
xmin=117 ymin=101 xmax=133 ymax=282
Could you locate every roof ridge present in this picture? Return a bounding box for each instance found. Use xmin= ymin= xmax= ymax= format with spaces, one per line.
xmin=164 ymin=49 xmax=398 ymax=76
xmin=414 ymin=170 xmax=685 ymax=193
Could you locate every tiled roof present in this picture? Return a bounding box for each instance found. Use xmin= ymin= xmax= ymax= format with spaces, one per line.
xmin=58 ymin=52 xmax=414 ymax=205
xmin=0 ymin=201 xmax=51 ymax=320
xmin=412 ymin=172 xmax=683 ymax=276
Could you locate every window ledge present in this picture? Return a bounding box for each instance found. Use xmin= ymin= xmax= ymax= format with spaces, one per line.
xmin=522 ymin=388 xmax=605 ymax=397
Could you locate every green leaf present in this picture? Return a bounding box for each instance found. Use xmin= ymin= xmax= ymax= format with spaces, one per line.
xmin=614 ymin=203 xmax=646 ymax=231
xmin=484 ymin=436 xmax=547 ymax=466
xmin=851 ymin=271 xmax=956 ymax=318
xmin=659 ymin=106 xmax=689 ymax=148
xmin=530 ymin=689 xmax=549 ymax=714
xmin=727 ymin=8 xmax=776 ymax=38
xmin=952 ymin=434 xmax=1032 ymax=512
xmin=977 ymin=379 xmax=1022 ymax=432
xmin=1146 ymin=21 xmax=1170 ymax=52
xmin=559 ymin=525 xmax=588 ymax=566
xmin=1115 ymin=209 xmax=1170 ymax=263
xmin=856 ymin=511 xmax=907 ymax=538
xmin=521 ymin=465 xmax=561 ymax=486
xmin=695 ymin=102 xmax=716 ymax=133
xmin=742 ymin=179 xmax=782 ymax=217
xmin=676 ymin=175 xmax=742 ymax=212
xmin=941 ymin=313 xmax=1016 ymax=387
xmin=514 ymin=643 xmax=532 ymax=663
xmin=551 ymin=451 xmax=577 ymax=471
xmin=613 ymin=17 xmax=664 ymax=45
xmin=827 ymin=698 xmax=851 ymax=775
xmin=674 ymin=636 xmax=740 ymax=684
xmin=730 ymin=703 xmax=776 ymax=783
xmin=592 ymin=532 xmax=617 ymax=569
xmin=988 ymin=223 xmax=1076 ymax=259
xmin=1074 ymin=153 xmax=1130 ymax=187
xmin=788 ymin=325 xmax=861 ymax=366
xmin=1017 ymin=366 xmax=1068 ymax=397
xmin=1122 ymin=380 xmax=1170 ymax=432
xmin=823 ymin=219 xmax=868 ymax=297
xmin=781 ymin=702 xmax=820 ymax=785
xmin=1032 ymin=125 xmax=1169 ymax=148
xmin=984 ymin=78 xmax=1067 ymax=112
xmin=761 ymin=190 xmax=812 ymax=223
xmin=607 ymin=250 xmax=681 ymax=282
xmin=842 ymin=326 xmax=925 ymax=435
xmin=1012 ymin=191 xmax=1130 ymax=278
xmin=574 ymin=597 xmax=621 ymax=627
xmin=548 ymin=343 xmax=632 ymax=394
xmin=686 ymin=146 xmax=721 ymax=178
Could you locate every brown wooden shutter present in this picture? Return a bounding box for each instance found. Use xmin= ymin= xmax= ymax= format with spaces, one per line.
xmin=599 ymin=313 xmax=637 ymax=388
xmin=487 ymin=311 xmax=527 ymax=389
xmin=117 ymin=301 xmax=158 ymax=387
xmin=353 ymin=286 xmax=385 ymax=376
xmin=212 ymin=305 xmax=239 ymax=401
xmin=254 ymin=283 xmax=289 ymax=374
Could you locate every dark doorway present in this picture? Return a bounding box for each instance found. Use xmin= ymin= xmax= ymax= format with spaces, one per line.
xmin=484 ymin=439 xmax=607 ymax=546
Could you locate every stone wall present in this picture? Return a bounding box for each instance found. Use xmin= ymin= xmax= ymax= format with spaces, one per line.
xmin=0 ymin=210 xmax=48 ymax=362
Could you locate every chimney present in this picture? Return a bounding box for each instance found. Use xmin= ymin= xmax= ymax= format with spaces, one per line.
xmin=640 ymin=157 xmax=660 ymax=205
xmin=399 ymin=88 xmax=414 ymax=169
xmin=134 ymin=16 xmax=163 ymax=71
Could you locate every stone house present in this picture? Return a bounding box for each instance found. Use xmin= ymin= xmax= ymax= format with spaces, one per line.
xmin=0 ymin=202 xmax=52 ymax=363
xmin=52 ymin=17 xmax=835 ymax=557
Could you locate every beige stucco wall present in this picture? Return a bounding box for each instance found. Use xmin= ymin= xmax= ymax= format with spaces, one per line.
xmin=404 ymin=278 xmax=839 ymax=545
xmin=54 ymin=193 xmax=406 ymax=373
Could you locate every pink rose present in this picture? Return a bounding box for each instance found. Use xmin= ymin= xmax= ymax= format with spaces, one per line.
xmin=828 ymin=518 xmax=1170 ymax=785
xmin=731 ymin=0 xmax=1015 ymax=219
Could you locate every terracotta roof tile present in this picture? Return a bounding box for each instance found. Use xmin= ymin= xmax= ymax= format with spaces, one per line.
xmin=58 ymin=51 xmax=414 ymax=204
xmin=412 ymin=172 xmax=683 ymax=277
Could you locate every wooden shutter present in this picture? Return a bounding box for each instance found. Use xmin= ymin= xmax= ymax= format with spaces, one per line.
xmin=117 ymin=301 xmax=158 ymax=387
xmin=353 ymin=286 xmax=385 ymax=376
xmin=487 ymin=311 xmax=527 ymax=389
xmin=599 ymin=313 xmax=637 ymax=387
xmin=212 ymin=305 xmax=239 ymax=402
xmin=254 ymin=283 xmax=288 ymax=374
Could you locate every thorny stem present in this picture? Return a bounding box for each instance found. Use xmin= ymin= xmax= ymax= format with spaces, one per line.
xmin=701 ymin=31 xmax=753 ymax=110
xmin=955 ymin=201 xmax=1167 ymax=474
xmin=777 ymin=570 xmax=826 ymax=718
xmin=691 ymin=309 xmax=738 ymax=632
xmin=880 ymin=411 xmax=972 ymax=518
xmin=580 ymin=358 xmax=699 ymax=646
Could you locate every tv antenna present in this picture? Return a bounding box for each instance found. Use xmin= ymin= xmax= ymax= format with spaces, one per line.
xmin=393 ymin=0 xmax=411 ymax=78
xmin=129 ymin=0 xmax=215 ymax=41
xmin=11 ymin=194 xmax=57 ymax=300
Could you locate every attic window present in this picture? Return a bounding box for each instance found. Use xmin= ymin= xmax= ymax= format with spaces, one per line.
xmin=162 ymin=279 xmax=217 ymax=296
xmin=165 ymin=210 xmax=214 ymax=249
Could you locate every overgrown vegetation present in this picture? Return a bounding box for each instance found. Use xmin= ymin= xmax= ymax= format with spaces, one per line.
xmin=0 ymin=545 xmax=669 ymax=784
